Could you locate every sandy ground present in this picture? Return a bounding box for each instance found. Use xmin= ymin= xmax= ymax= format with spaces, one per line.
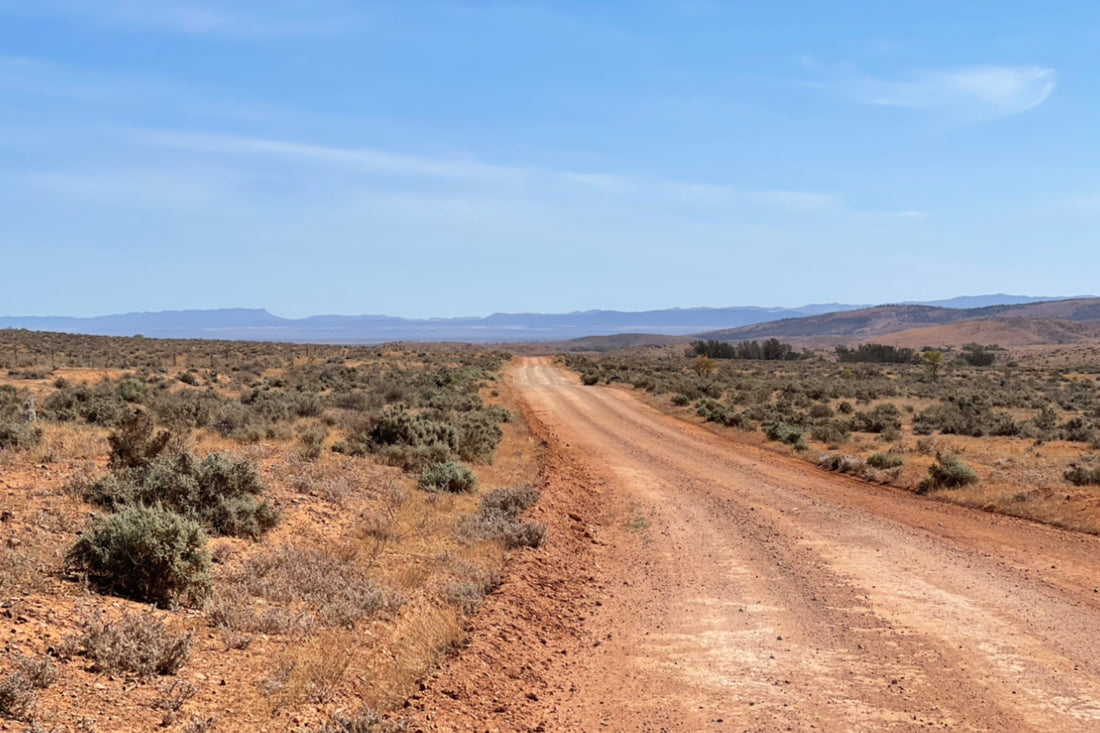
xmin=411 ymin=357 xmax=1100 ymax=732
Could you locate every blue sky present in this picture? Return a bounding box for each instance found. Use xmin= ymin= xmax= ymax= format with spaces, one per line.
xmin=1 ymin=1 xmax=1096 ymax=318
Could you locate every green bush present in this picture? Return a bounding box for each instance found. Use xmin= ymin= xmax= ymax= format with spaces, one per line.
xmin=419 ymin=461 xmax=478 ymax=493
xmin=86 ymin=451 xmax=278 ymax=539
xmin=918 ymin=453 xmax=978 ymax=493
xmin=455 ymin=409 xmax=504 ymax=463
xmin=0 ymin=421 xmax=41 ymax=451
xmin=849 ymin=403 xmax=902 ymax=434
xmin=66 ymin=506 xmax=212 ymax=607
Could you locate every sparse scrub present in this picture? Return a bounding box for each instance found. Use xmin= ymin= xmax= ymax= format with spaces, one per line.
xmin=231 ymin=545 xmax=389 ymax=629
xmin=107 ymin=409 xmax=172 ymax=469
xmin=310 ymin=705 xmax=408 ymax=733
xmin=0 ymin=670 xmax=36 ymax=720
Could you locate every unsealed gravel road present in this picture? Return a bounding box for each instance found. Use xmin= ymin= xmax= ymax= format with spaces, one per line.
xmin=415 ymin=359 xmax=1100 ymax=732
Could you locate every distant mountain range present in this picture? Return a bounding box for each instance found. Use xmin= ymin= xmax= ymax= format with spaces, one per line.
xmin=0 ymin=294 xmax=1091 ymax=344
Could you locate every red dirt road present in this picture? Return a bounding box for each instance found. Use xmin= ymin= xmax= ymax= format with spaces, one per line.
xmin=412 ymin=359 xmax=1100 ymax=732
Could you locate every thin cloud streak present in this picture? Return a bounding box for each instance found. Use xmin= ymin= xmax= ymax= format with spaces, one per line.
xmin=815 ymin=64 xmax=1056 ymax=122
xmin=127 ymin=128 xmax=917 ymax=220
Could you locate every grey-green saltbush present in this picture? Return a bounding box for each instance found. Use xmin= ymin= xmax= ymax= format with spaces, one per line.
xmin=419 ymin=460 xmax=478 ymax=493
xmin=66 ymin=505 xmax=212 ymax=607
xmin=86 ymin=451 xmax=279 ymax=538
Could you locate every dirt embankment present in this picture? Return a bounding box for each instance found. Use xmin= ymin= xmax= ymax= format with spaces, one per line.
xmin=412 ymin=357 xmax=1100 ymax=732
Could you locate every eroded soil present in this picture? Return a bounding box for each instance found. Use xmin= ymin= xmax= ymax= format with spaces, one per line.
xmin=412 ymin=358 xmax=1100 ymax=732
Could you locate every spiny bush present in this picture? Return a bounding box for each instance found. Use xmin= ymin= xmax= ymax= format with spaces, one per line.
xmin=0 ymin=652 xmax=55 ymax=720
xmin=418 ymin=461 xmax=478 ymax=493
xmin=918 ymin=453 xmax=978 ymax=493
xmin=368 ymin=406 xmax=459 ymax=453
xmin=8 ymin=653 xmax=57 ymax=691
xmin=0 ymin=420 xmax=40 ymax=451
xmin=63 ymin=608 xmax=193 ymax=676
xmin=66 ymin=505 xmax=212 ymax=606
xmin=455 ymin=409 xmax=504 ymax=463
xmin=108 ymin=409 xmax=172 ymax=469
xmin=86 ymin=451 xmax=278 ymax=538
xmin=296 ymin=422 xmax=329 ymax=461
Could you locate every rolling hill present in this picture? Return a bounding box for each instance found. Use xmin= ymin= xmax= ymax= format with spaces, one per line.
xmin=698 ymin=298 xmax=1100 ymax=346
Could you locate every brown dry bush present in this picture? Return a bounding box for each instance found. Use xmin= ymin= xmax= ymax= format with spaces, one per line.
xmin=62 ymin=608 xmax=193 ymax=677
xmin=228 ymin=544 xmax=391 ymax=629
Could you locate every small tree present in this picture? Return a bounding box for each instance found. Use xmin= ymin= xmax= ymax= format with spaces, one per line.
xmin=692 ymin=355 xmax=717 ymax=376
xmin=922 ymin=350 xmax=944 ymax=380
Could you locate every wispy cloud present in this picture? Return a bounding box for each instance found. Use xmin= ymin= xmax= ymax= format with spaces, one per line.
xmin=127 ymin=127 xmax=913 ymax=221
xmin=815 ymin=64 xmax=1056 ymax=122
xmin=0 ymin=0 xmax=352 ymax=37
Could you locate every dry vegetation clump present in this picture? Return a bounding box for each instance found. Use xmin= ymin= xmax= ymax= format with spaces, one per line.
xmin=459 ymin=485 xmax=546 ymax=550
xmin=565 ymin=341 xmax=1100 ymax=532
xmin=61 ymin=608 xmax=193 ymax=677
xmin=228 ymin=543 xmax=393 ymax=629
xmin=0 ymin=652 xmax=58 ymax=721
xmin=0 ymin=330 xmax=538 ymax=729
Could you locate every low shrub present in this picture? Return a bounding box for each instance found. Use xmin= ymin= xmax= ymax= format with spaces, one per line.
xmin=63 ymin=609 xmax=193 ymax=676
xmin=86 ymin=451 xmax=279 ymax=539
xmin=0 ymin=421 xmax=40 ymax=451
xmin=66 ymin=505 xmax=212 ymax=606
xmin=918 ymin=453 xmax=978 ymax=493
xmin=459 ymin=486 xmax=545 ymax=549
xmin=310 ymin=705 xmax=408 ymax=733
xmin=418 ymin=461 xmax=478 ymax=493
xmin=1065 ymin=462 xmax=1100 ymax=486
xmin=296 ymin=423 xmax=329 ymax=461
xmin=867 ymin=452 xmax=904 ymax=469
xmin=0 ymin=670 xmax=35 ymax=720
xmin=849 ymin=403 xmax=902 ymax=434
xmin=455 ymin=410 xmax=504 ymax=463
